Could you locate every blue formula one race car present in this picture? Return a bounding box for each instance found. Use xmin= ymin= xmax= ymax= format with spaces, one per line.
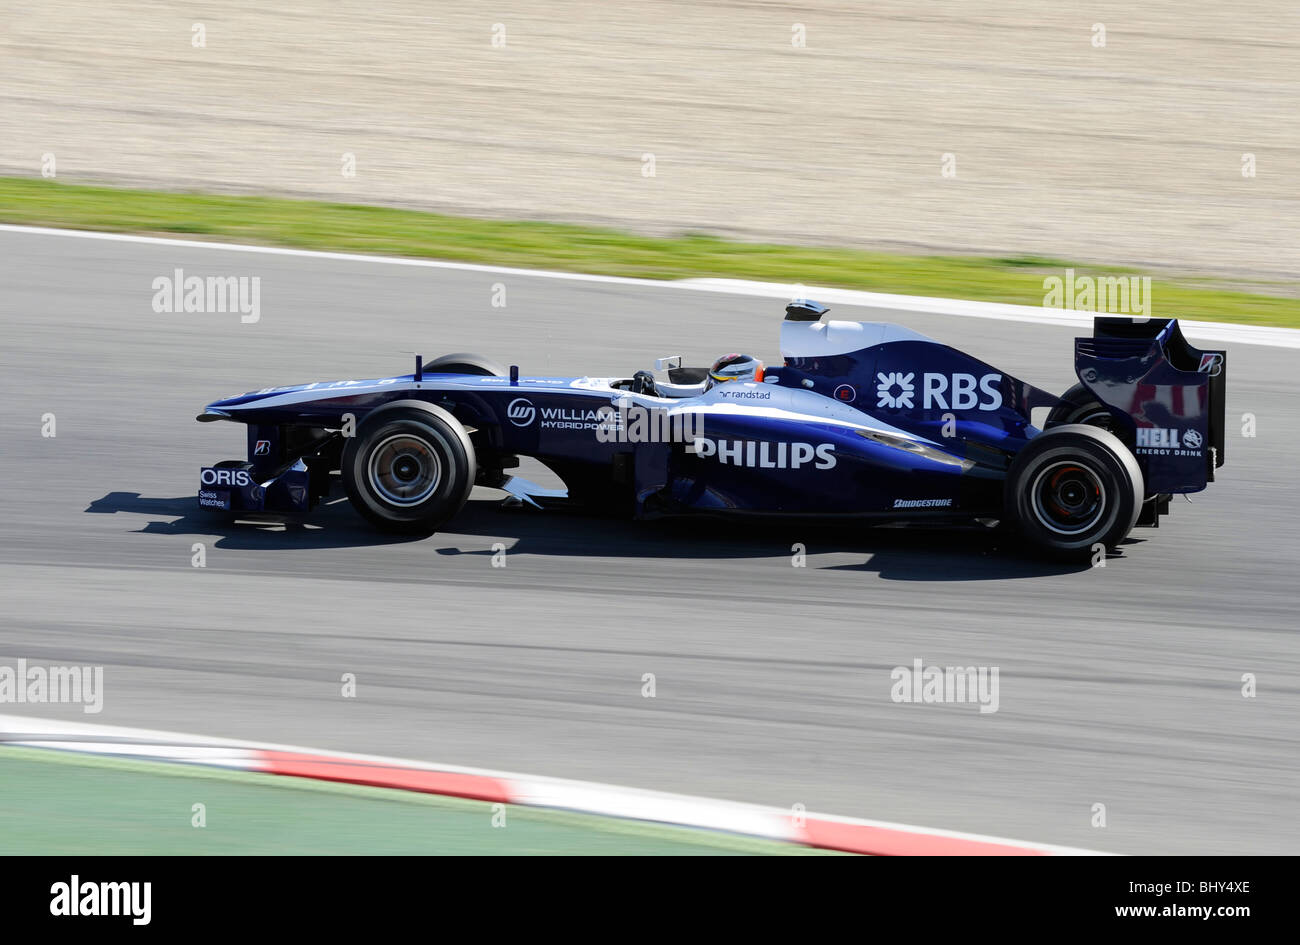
xmin=196 ymin=300 xmax=1226 ymax=559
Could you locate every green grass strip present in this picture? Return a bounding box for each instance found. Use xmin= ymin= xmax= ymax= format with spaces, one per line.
xmin=0 ymin=745 xmax=839 ymax=855
xmin=1 ymin=177 xmax=1295 ymax=329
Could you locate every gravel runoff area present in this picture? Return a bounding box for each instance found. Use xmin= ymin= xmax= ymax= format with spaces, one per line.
xmin=1 ymin=1 xmax=1297 ymax=279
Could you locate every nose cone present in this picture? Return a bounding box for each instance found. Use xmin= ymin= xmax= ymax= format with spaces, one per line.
xmin=197 ymin=382 xmax=314 ymax=422
xmin=208 ymin=382 xmax=316 ymax=409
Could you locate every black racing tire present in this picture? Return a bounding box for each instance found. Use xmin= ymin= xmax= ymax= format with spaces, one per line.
xmin=1045 ymin=383 xmax=1114 ymax=430
xmin=1004 ymin=424 xmax=1144 ymax=559
xmin=342 ymin=400 xmax=476 ymax=534
xmin=1047 ymin=386 xmax=1164 ymax=519
xmin=422 ymin=352 xmax=507 ymax=377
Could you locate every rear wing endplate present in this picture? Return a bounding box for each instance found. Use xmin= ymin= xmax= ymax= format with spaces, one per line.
xmin=1075 ymin=317 xmax=1225 ymax=494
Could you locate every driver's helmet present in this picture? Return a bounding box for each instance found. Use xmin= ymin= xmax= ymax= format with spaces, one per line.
xmin=709 ymin=353 xmax=764 ymax=385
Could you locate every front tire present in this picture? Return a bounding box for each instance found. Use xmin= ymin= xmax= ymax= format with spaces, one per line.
xmin=1004 ymin=424 xmax=1144 ymax=559
xmin=422 ymin=352 xmax=506 ymax=377
xmin=342 ymin=401 xmax=476 ymax=534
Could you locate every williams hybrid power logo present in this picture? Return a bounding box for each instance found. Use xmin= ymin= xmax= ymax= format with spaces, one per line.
xmin=507 ymin=398 xmax=537 ymax=427
xmin=508 ymin=397 xmax=624 ymax=432
xmin=876 ymin=372 xmax=1003 ymax=411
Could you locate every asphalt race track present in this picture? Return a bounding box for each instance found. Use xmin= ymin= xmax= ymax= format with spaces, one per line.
xmin=2 ymin=227 xmax=1297 ymax=855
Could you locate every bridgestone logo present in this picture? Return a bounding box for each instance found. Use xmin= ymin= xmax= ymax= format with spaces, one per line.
xmin=893 ymin=498 xmax=953 ymax=508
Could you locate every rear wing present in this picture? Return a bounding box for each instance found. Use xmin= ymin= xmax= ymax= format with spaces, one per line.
xmin=1075 ymin=317 xmax=1225 ymax=494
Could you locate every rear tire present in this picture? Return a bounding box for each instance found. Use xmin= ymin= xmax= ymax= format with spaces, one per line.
xmin=1046 ymin=383 xmax=1114 ymax=430
xmin=342 ymin=401 xmax=476 ymax=534
xmin=1005 ymin=424 xmax=1144 ymax=559
xmin=1046 ymin=384 xmax=1162 ymax=523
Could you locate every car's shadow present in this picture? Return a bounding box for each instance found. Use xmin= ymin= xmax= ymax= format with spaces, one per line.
xmin=440 ymin=499 xmax=1125 ymax=580
xmin=86 ymin=491 xmax=1137 ymax=579
xmin=85 ymin=492 xmax=424 ymax=550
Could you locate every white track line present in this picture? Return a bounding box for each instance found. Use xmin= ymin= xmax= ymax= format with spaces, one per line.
xmin=2 ymin=223 xmax=1296 ymax=349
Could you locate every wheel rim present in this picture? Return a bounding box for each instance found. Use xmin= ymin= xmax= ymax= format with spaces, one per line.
xmin=1030 ymin=461 xmax=1107 ymax=536
xmin=367 ymin=433 xmax=442 ymax=506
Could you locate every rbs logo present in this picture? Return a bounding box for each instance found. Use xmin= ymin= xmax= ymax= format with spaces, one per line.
xmin=876 ymin=371 xmax=1003 ymax=411
xmin=923 ymin=373 xmax=1003 ymax=411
